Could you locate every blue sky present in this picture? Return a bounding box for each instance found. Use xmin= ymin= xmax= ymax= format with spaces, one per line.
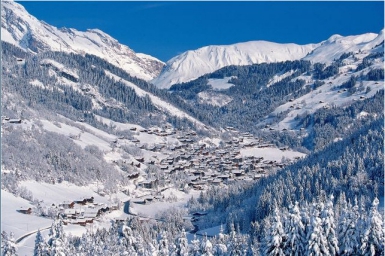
xmin=20 ymin=1 xmax=384 ymax=62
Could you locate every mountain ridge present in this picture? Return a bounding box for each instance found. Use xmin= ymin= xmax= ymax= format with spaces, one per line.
xmin=1 ymin=1 xmax=165 ymax=81
xmin=152 ymin=30 xmax=384 ymax=89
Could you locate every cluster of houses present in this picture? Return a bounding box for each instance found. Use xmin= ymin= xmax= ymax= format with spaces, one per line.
xmin=130 ymin=126 xmax=295 ymax=193
xmin=17 ymin=196 xmax=121 ymax=227
xmin=58 ymin=197 xmax=120 ymax=226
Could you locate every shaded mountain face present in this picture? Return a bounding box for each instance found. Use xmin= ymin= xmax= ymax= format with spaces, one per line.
xmin=1 ymin=1 xmax=165 ymax=81
xmin=152 ymin=30 xmax=383 ymax=89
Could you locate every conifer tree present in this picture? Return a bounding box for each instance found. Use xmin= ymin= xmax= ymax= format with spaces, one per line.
xmin=284 ymin=202 xmax=305 ymax=256
xmin=264 ymin=208 xmax=286 ymax=256
xmin=360 ymin=198 xmax=384 ymax=256
xmin=307 ymin=204 xmax=329 ymax=256
xmin=34 ymin=229 xmax=49 ymax=256
xmin=2 ymin=231 xmax=17 ymax=256
xmin=321 ymin=195 xmax=339 ymax=255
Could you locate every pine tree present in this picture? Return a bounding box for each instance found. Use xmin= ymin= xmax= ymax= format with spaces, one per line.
xmin=321 ymin=195 xmax=339 ymax=255
xmin=190 ymin=234 xmax=201 ymax=256
xmin=307 ymin=204 xmax=329 ymax=256
xmin=2 ymin=231 xmax=17 ymax=256
xmin=264 ymin=208 xmax=286 ymax=256
xmin=360 ymin=198 xmax=384 ymax=256
xmin=157 ymin=230 xmax=169 ymax=256
xmin=338 ymin=199 xmax=360 ymax=255
xmin=34 ymin=230 xmax=49 ymax=256
xmin=174 ymin=228 xmax=189 ymax=256
xmin=119 ymin=225 xmax=137 ymax=256
xmin=200 ymin=235 xmax=213 ymax=256
xmin=284 ymin=202 xmax=305 ymax=256
xmin=213 ymin=226 xmax=227 ymax=256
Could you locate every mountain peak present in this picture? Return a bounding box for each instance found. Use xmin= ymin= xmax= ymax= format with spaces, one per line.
xmin=1 ymin=1 xmax=164 ymax=81
xmin=152 ymin=40 xmax=318 ymax=89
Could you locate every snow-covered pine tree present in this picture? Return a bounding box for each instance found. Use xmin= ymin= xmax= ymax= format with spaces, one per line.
xmin=119 ymin=224 xmax=138 ymax=256
xmin=213 ymin=225 xmax=228 ymax=256
xmin=34 ymin=229 xmax=49 ymax=256
xmin=47 ymin=219 xmax=70 ymax=256
xmin=2 ymin=231 xmax=17 ymax=256
xmin=338 ymin=198 xmax=361 ymax=255
xmin=173 ymin=228 xmax=189 ymax=256
xmin=360 ymin=197 xmax=384 ymax=256
xmin=306 ymin=204 xmax=330 ymax=256
xmin=200 ymin=235 xmax=213 ymax=256
xmin=321 ymin=195 xmax=339 ymax=255
xmin=190 ymin=234 xmax=201 ymax=256
xmin=157 ymin=230 xmax=169 ymax=256
xmin=264 ymin=207 xmax=286 ymax=256
xmin=284 ymin=202 xmax=306 ymax=256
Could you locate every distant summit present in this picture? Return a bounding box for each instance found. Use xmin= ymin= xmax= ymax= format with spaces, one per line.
xmin=152 ymin=30 xmax=384 ymax=89
xmin=1 ymin=1 xmax=165 ymax=81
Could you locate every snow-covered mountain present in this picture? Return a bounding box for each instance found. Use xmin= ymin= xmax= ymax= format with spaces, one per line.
xmin=152 ymin=41 xmax=319 ymax=89
xmin=152 ymin=30 xmax=384 ymax=89
xmin=1 ymin=1 xmax=164 ymax=81
xmin=303 ymin=30 xmax=384 ymax=64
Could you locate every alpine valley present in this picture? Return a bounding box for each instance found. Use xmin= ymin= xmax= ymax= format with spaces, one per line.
xmin=1 ymin=1 xmax=384 ymax=255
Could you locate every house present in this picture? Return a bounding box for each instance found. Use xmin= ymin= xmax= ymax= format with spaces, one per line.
xmin=60 ymin=201 xmax=75 ymax=209
xmin=9 ymin=119 xmax=21 ymax=124
xmin=17 ymin=208 xmax=32 ymax=214
xmin=140 ymin=179 xmax=158 ymax=189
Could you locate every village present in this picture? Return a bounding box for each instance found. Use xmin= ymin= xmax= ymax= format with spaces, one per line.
xmin=12 ymin=119 xmax=303 ymax=226
xmin=119 ymin=125 xmax=302 ymax=201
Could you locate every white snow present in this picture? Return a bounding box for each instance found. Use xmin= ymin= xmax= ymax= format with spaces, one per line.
xmin=40 ymin=119 xmax=113 ymax=152
xmin=1 ymin=1 xmax=164 ymax=81
xmin=240 ymin=147 xmax=305 ymax=162
xmin=208 ymin=77 xmax=236 ymax=90
xmin=197 ymin=91 xmax=233 ymax=107
xmin=304 ymin=30 xmax=384 ymax=64
xmin=267 ymin=70 xmax=296 ymax=87
xmin=105 ymin=71 xmax=208 ymax=129
xmin=152 ymin=29 xmax=383 ymax=89
xmin=269 ymin=63 xmax=384 ymax=130
xmin=153 ymin=41 xmax=318 ymax=89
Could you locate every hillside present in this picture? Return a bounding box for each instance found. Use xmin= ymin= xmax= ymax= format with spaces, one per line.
xmin=152 ymin=30 xmax=383 ymax=89
xmin=1 ymin=1 xmax=164 ymax=81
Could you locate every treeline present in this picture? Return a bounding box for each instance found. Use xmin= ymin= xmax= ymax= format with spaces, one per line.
xmin=2 ymin=195 xmax=382 ymax=255
xmin=186 ymin=117 xmax=383 ymax=233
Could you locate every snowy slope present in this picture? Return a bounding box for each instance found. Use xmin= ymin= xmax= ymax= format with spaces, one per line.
xmin=304 ymin=30 xmax=384 ymax=64
xmin=105 ymin=71 xmax=208 ymax=129
xmin=152 ymin=30 xmax=384 ymax=89
xmin=152 ymin=41 xmax=319 ymax=89
xmin=1 ymin=1 xmax=164 ymax=81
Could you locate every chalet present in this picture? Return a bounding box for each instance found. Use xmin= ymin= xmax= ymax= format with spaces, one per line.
xmin=212 ymin=179 xmax=222 ymax=185
xmin=75 ymin=197 xmax=94 ymax=205
xmin=135 ymin=157 xmax=145 ymax=163
xmin=140 ymin=179 xmax=158 ymax=189
xmin=83 ymin=208 xmax=99 ymax=219
xmin=59 ymin=201 xmax=75 ymax=209
xmin=232 ymin=170 xmax=244 ymax=177
xmin=127 ymin=172 xmax=140 ymax=179
xmin=9 ymin=119 xmax=21 ymax=124
xmin=17 ymin=208 xmax=32 ymax=214
xmin=63 ymin=208 xmax=78 ymax=219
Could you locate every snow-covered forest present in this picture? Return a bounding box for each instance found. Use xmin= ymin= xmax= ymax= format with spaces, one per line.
xmin=1 ymin=1 xmax=384 ymax=255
